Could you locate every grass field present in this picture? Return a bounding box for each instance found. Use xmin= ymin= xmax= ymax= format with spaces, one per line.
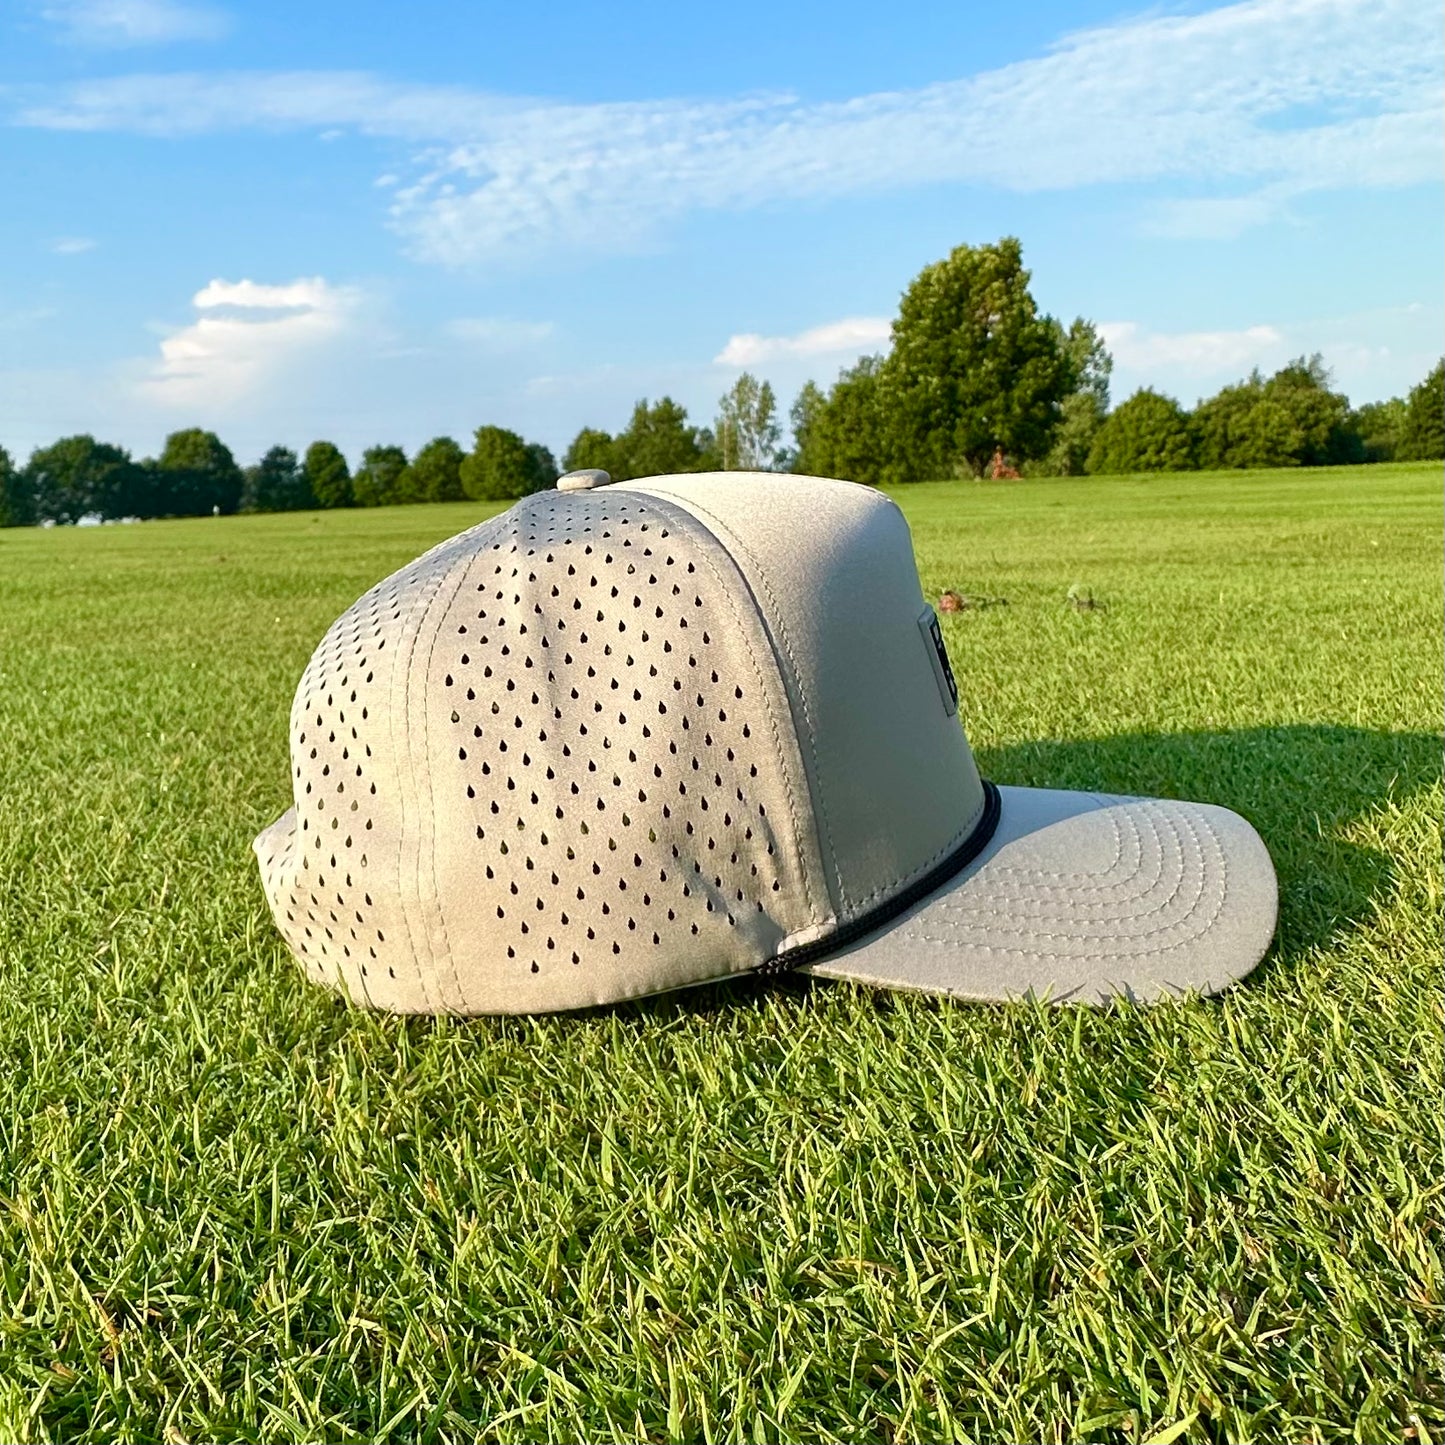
xmin=0 ymin=462 xmax=1440 ymax=1443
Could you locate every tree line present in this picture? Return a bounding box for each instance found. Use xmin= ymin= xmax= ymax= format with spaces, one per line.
xmin=774 ymin=238 xmax=1443 ymax=482
xmin=0 ymin=425 xmax=563 ymax=528
xmin=2 ymin=237 xmax=1440 ymax=528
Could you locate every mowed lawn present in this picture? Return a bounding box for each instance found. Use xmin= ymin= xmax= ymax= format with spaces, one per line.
xmin=0 ymin=463 xmax=1439 ymax=1443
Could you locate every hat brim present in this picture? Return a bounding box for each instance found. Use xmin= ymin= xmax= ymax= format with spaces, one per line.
xmin=801 ymin=785 xmax=1278 ymax=1006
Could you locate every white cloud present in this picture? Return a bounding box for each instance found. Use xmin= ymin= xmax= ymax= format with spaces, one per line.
xmin=49 ymin=235 xmax=97 ymax=254
xmin=12 ymin=0 xmax=1439 ymax=264
xmin=1098 ymin=321 xmax=1286 ymax=375
xmin=1095 ymin=304 xmax=1445 ymax=405
xmin=140 ymin=275 xmax=362 ymax=408
xmin=40 ymin=0 xmax=229 ymax=46
xmin=715 ymin=317 xmax=892 ymax=366
xmin=446 ymin=317 xmax=553 ymax=348
xmin=1143 ymin=192 xmax=1295 ymax=241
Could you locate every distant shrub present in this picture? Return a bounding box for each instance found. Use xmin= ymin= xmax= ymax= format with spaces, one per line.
xmin=1086 ymin=389 xmax=1196 ymax=474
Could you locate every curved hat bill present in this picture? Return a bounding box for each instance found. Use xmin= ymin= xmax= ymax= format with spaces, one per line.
xmin=800 ymin=785 xmax=1278 ymax=1006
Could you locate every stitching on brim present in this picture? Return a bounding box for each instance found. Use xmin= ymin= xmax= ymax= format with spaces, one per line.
xmin=979 ymin=793 xmax=1125 ymax=882
xmin=939 ymin=800 xmax=1171 ymax=915
xmin=930 ymin=803 xmax=1180 ymax=925
xmin=895 ymin=805 xmax=1231 ymax=957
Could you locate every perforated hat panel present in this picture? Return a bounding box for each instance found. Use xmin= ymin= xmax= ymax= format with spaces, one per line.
xmin=254 ymin=554 xmax=442 ymax=1008
xmin=255 ymin=488 xmax=830 ymax=1014
xmin=623 ymin=473 xmax=986 ymax=925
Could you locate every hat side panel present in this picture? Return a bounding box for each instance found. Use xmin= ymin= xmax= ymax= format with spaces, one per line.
xmin=257 ymin=518 xmax=508 ymax=1012
xmin=416 ymin=489 xmax=830 ymax=1013
xmin=262 ymin=563 xmax=433 ymax=1007
xmin=624 ymin=474 xmax=986 ymax=927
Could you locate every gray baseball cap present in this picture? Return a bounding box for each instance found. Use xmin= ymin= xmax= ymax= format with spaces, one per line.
xmin=254 ymin=470 xmax=1277 ymax=1013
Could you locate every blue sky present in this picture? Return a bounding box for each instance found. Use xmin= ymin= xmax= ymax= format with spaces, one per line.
xmin=1 ymin=0 xmax=1440 ymax=466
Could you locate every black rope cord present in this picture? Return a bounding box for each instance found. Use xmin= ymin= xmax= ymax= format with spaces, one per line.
xmin=756 ymin=778 xmax=1002 ymax=976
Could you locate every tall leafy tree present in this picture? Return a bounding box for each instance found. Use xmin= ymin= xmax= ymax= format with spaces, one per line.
xmin=526 ymin=442 xmax=559 ymax=490
xmin=1040 ymin=318 xmax=1114 ymax=474
xmin=784 ymin=381 xmax=826 ymax=473
xmin=1398 ymin=359 xmax=1444 ymax=460
xmin=1085 ymin=389 xmax=1196 ymax=474
xmin=1195 ymin=356 xmax=1359 ymax=469
xmin=303 ymin=441 xmax=352 ymax=508
xmin=795 ymin=356 xmax=891 ymax=486
xmin=351 ymin=445 xmax=411 ymax=506
xmin=1192 ymin=375 xmax=1264 ymax=470
xmin=22 ymin=435 xmax=144 ymax=523
xmin=882 ymin=237 xmax=1070 ymax=480
xmin=715 ymin=373 xmax=782 ymax=470
xmin=1263 ymin=355 xmax=1360 ymax=465
xmin=0 ymin=444 xmax=28 ymax=527
xmin=241 ymin=446 xmax=312 ymax=512
xmin=1059 ymin=317 xmax=1113 ymax=412
xmin=460 ymin=427 xmax=554 ymax=501
xmin=154 ymin=428 xmax=244 ymax=516
xmin=562 ymin=427 xmax=616 ymax=476
xmin=1350 ymin=397 xmax=1407 ymax=463
xmin=409 ymin=436 xmax=466 ymax=502
xmin=610 ymin=398 xmax=715 ymax=480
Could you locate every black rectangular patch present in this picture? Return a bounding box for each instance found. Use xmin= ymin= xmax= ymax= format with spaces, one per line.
xmin=919 ymin=606 xmax=959 ymax=716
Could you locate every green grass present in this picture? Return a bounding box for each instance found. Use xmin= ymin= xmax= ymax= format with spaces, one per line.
xmin=0 ymin=462 xmax=1439 ymax=1443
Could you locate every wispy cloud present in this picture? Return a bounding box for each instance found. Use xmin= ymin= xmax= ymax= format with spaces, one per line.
xmin=715 ymin=317 xmax=892 ymax=366
xmin=446 ymin=317 xmax=553 ymax=348
xmin=12 ymin=0 xmax=1441 ymax=264
xmin=140 ymin=276 xmax=362 ymax=407
xmin=0 ymin=305 xmax=58 ymax=332
xmin=49 ymin=235 xmax=97 ymax=254
xmin=40 ymin=0 xmax=230 ymax=47
xmin=1098 ymin=321 xmax=1286 ymax=375
xmin=1099 ymin=303 xmax=1444 ymax=404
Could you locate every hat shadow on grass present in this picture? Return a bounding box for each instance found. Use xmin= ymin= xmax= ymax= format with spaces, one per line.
xmin=621 ymin=723 xmax=1441 ymax=1021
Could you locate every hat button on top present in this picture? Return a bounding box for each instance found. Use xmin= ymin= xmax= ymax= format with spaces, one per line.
xmin=556 ymin=468 xmax=610 ymax=492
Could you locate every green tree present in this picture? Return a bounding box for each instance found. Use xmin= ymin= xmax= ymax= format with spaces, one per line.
xmin=1038 ymin=318 xmax=1113 ymax=475
xmin=610 ymin=398 xmax=715 ymax=480
xmin=715 ymin=372 xmax=782 ymax=470
xmin=154 ymin=428 xmax=244 ymax=515
xmin=1059 ymin=317 xmax=1113 ymax=412
xmin=882 ymin=237 xmax=1070 ymax=480
xmin=526 ymin=442 xmax=559 ymax=490
xmin=562 ymin=427 xmax=616 ymax=476
xmin=1398 ymin=359 xmax=1444 ymax=460
xmin=351 ymin=445 xmax=410 ymax=507
xmin=1233 ymin=396 xmax=1308 ymax=468
xmin=409 ymin=436 xmax=466 ymax=502
xmin=784 ymin=381 xmax=826 ymax=473
xmin=1350 ymin=397 xmax=1407 ymax=463
xmin=22 ymin=435 xmax=145 ymax=523
xmin=303 ymin=441 xmax=352 ymax=509
xmin=1085 ymin=388 xmax=1196 ymax=474
xmin=1194 ymin=356 xmax=1359 ymax=469
xmin=1038 ymin=392 xmax=1105 ymax=477
xmin=241 ymin=446 xmax=312 ymax=512
xmin=1192 ymin=374 xmax=1264 ymax=469
xmin=796 ymin=356 xmax=892 ymax=486
xmin=460 ymin=427 xmax=554 ymax=501
xmin=0 ymin=444 xmax=29 ymax=527
xmin=1264 ymin=355 xmax=1360 ymax=465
